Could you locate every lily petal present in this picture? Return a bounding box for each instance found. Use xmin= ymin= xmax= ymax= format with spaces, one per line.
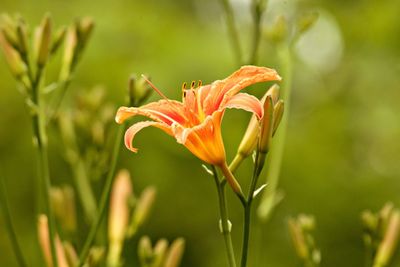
xmin=124 ymin=121 xmax=172 ymax=152
xmin=116 ymin=100 xmax=187 ymax=125
xmin=203 ymin=65 xmax=281 ymax=114
xmin=222 ymin=93 xmax=263 ymax=119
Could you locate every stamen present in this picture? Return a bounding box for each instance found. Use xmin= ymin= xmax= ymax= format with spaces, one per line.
xmin=182 ymin=82 xmax=187 ymax=91
xmin=190 ymin=81 xmax=196 ymax=89
xmin=197 ymin=80 xmax=202 ymax=87
xmin=141 ymin=74 xmax=169 ymax=100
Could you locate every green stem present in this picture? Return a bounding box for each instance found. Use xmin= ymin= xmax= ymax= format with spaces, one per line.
xmin=248 ymin=0 xmax=264 ymax=65
xmin=76 ymin=123 xmax=125 ymax=266
xmin=0 ymin=175 xmax=28 ymax=267
xmin=30 ymin=67 xmax=59 ymax=267
xmin=219 ymin=161 xmax=245 ymax=205
xmin=229 ymin=154 xmax=244 ymax=174
xmin=211 ymin=166 xmax=237 ymax=267
xmin=72 ymin=159 xmax=97 ymax=223
xmin=257 ymin=43 xmax=292 ymax=221
xmin=47 ymin=79 xmax=72 ymax=124
xmin=240 ymin=150 xmax=262 ymax=267
xmin=220 ymin=0 xmax=243 ymax=66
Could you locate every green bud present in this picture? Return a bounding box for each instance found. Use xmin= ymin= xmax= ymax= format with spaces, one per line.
xmin=256 ymin=95 xmax=273 ymax=174
xmin=127 ymin=187 xmax=156 ymax=237
xmin=128 ymin=74 xmax=153 ymax=106
xmin=16 ymin=19 xmax=28 ymax=58
xmin=87 ymin=247 xmax=105 ymax=267
xmin=138 ymin=236 xmax=153 ymax=266
xmin=272 ymin=100 xmax=284 ymax=136
xmin=60 ymin=26 xmax=77 ymax=81
xmin=265 ymin=15 xmax=288 ymax=44
xmin=153 ymin=239 xmax=169 ymax=267
xmin=35 ymin=14 xmax=52 ymax=68
xmin=297 ymin=12 xmax=319 ymax=35
xmin=51 ymin=26 xmax=66 ymax=55
xmin=288 ymin=217 xmax=309 ymax=260
xmin=0 ymin=32 xmax=27 ymax=78
xmin=361 ymin=210 xmax=378 ymax=232
xmin=374 ymin=210 xmax=400 ymax=267
xmin=164 ymin=238 xmax=185 ymax=267
xmin=76 ymin=17 xmax=94 ymax=49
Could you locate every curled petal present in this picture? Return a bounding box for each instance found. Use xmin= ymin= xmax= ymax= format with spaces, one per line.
xmin=115 ymin=100 xmax=187 ymax=125
xmin=203 ymin=65 xmax=281 ymax=114
xmin=124 ymin=121 xmax=172 ymax=152
xmin=221 ymin=93 xmax=263 ymax=119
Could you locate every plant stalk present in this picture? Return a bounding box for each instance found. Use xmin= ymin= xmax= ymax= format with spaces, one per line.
xmin=211 ymin=166 xmax=237 ymax=267
xmin=0 ymin=175 xmax=28 ymax=267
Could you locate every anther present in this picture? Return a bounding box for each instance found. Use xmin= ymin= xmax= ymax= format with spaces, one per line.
xmin=190 ymin=81 xmax=196 ymax=89
xmin=197 ymin=80 xmax=202 ymax=87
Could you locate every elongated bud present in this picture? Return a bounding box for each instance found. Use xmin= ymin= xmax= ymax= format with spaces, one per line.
xmin=50 ymin=185 xmax=77 ymax=233
xmin=361 ymin=210 xmax=378 ymax=233
xmin=107 ymin=169 xmax=133 ymax=266
xmin=128 ymin=74 xmax=153 ymax=106
xmin=16 ymin=19 xmax=28 ymax=57
xmin=87 ymin=247 xmax=105 ymax=266
xmin=266 ymin=84 xmax=280 ymax=105
xmin=63 ymin=242 xmax=78 ymax=267
xmin=37 ymin=215 xmax=69 ymax=267
xmin=153 ymin=239 xmax=169 ymax=266
xmin=164 ymin=238 xmax=185 ymax=267
xmin=0 ymin=14 xmax=19 ymax=49
xmin=288 ymin=218 xmax=309 ymax=260
xmin=50 ymin=26 xmax=66 ymax=55
xmin=272 ymin=100 xmax=284 ymax=136
xmin=76 ymin=17 xmax=94 ymax=49
xmin=374 ymin=210 xmax=400 ymax=267
xmin=127 ymin=186 xmax=156 ymax=237
xmin=265 ymin=15 xmax=288 ymax=44
xmin=258 ymin=95 xmax=274 ymax=154
xmin=35 ymin=14 xmax=52 ymax=68
xmin=138 ymin=236 xmax=153 ymax=266
xmin=0 ymin=32 xmax=27 ymax=78
xmin=60 ymin=26 xmax=77 ymax=81
xmin=297 ymin=12 xmax=319 ymax=35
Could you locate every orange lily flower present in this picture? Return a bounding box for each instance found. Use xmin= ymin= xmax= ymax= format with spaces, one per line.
xmin=115 ymin=66 xmax=281 ymax=167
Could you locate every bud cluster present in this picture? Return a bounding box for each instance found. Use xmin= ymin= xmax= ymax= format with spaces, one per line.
xmin=138 ymin=236 xmax=185 ymax=267
xmin=362 ymin=202 xmax=400 ymax=267
xmin=288 ymin=214 xmax=321 ymax=267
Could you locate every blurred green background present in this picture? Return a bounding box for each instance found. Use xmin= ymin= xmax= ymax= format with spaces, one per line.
xmin=0 ymin=0 xmax=400 ymax=266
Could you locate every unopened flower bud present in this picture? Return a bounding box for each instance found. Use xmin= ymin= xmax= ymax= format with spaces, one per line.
xmin=76 ymin=17 xmax=94 ymax=49
xmin=87 ymin=247 xmax=105 ymax=266
xmin=128 ymin=75 xmax=153 ymax=106
xmin=272 ymin=100 xmax=284 ymax=136
xmin=16 ymin=20 xmax=28 ymax=57
xmin=256 ymin=95 xmax=273 ymax=174
xmin=0 ymin=14 xmax=19 ymax=49
xmin=288 ymin=217 xmax=309 ymax=260
xmin=361 ymin=210 xmax=378 ymax=233
xmin=128 ymin=186 xmax=156 ymax=237
xmin=296 ymin=12 xmax=319 ymax=35
xmin=298 ymin=214 xmax=315 ymax=231
xmin=0 ymin=32 xmax=27 ymax=78
xmin=138 ymin=236 xmax=153 ymax=265
xmin=50 ymin=185 xmax=77 ymax=233
xmin=265 ymin=15 xmax=288 ymax=44
xmin=35 ymin=14 xmax=52 ymax=68
xmin=50 ymin=26 xmax=66 ymax=55
xmin=153 ymin=239 xmax=169 ymax=266
xmin=63 ymin=242 xmax=78 ymax=267
xmin=107 ymin=169 xmax=133 ymax=266
xmin=37 ymin=214 xmax=69 ymax=267
xmin=164 ymin=238 xmax=185 ymax=267
xmin=60 ymin=26 xmax=77 ymax=81
xmin=374 ymin=210 xmax=400 ymax=267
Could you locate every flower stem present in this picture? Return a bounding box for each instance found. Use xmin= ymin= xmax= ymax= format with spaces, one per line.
xmin=0 ymin=175 xmax=28 ymax=267
xmin=30 ymin=67 xmax=59 ymax=267
xmin=219 ymin=0 xmax=243 ymax=66
xmin=229 ymin=154 xmax=244 ymax=174
xmin=76 ymin=123 xmax=125 ymax=266
xmin=219 ymin=161 xmax=245 ymax=204
xmin=211 ymin=166 xmax=237 ymax=267
xmin=248 ymin=0 xmax=265 ymax=65
xmin=240 ymin=150 xmax=262 ymax=267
